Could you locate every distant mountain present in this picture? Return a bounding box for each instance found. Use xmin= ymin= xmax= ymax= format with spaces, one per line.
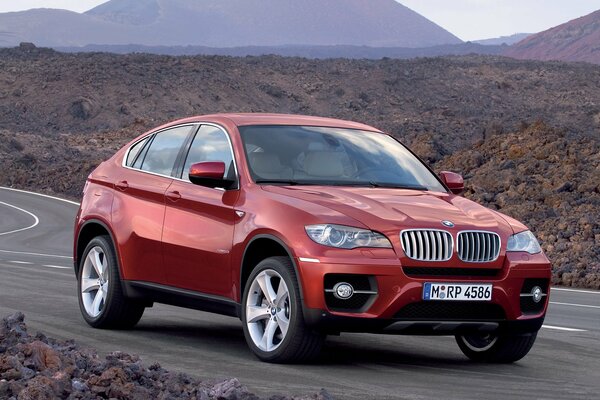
xmin=504 ymin=9 xmax=600 ymax=64
xmin=0 ymin=0 xmax=461 ymax=48
xmin=474 ymin=33 xmax=531 ymax=46
xmin=56 ymin=42 xmax=503 ymax=59
xmin=0 ymin=8 xmax=144 ymax=47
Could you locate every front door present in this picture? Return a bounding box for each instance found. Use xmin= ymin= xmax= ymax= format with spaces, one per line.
xmin=162 ymin=124 xmax=239 ymax=296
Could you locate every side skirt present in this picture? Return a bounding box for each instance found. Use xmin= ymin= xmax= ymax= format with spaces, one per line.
xmin=123 ymin=281 xmax=241 ymax=318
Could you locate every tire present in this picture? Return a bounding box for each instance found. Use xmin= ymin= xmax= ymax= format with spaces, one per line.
xmin=455 ymin=331 xmax=538 ymax=363
xmin=241 ymin=256 xmax=325 ymax=363
xmin=77 ymin=235 xmax=145 ymax=329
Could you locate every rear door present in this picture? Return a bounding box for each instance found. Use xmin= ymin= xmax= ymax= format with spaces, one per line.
xmin=112 ymin=124 xmax=195 ymax=283
xmin=162 ymin=124 xmax=239 ymax=297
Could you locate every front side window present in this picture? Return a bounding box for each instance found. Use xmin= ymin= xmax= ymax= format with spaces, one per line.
xmin=239 ymin=125 xmax=446 ymax=192
xmin=139 ymin=126 xmax=192 ymax=176
xmin=181 ymin=125 xmax=236 ymax=182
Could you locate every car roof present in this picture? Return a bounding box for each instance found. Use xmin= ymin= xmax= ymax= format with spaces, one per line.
xmin=171 ymin=113 xmax=383 ymax=132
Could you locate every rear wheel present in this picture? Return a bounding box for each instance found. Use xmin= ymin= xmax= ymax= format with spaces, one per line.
xmin=77 ymin=235 xmax=145 ymax=329
xmin=241 ymin=256 xmax=324 ymax=363
xmin=455 ymin=332 xmax=538 ymax=363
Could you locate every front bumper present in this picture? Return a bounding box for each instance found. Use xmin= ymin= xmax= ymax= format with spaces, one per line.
xmin=296 ymin=251 xmax=551 ymax=335
xmin=303 ymin=308 xmax=545 ymax=335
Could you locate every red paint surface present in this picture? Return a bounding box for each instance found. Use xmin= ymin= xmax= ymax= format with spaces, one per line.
xmin=75 ymin=114 xmax=551 ymax=322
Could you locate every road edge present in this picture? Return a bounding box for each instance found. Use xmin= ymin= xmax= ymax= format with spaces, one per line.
xmin=0 ymin=186 xmax=81 ymax=206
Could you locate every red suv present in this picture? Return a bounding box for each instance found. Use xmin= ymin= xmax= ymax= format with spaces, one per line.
xmin=74 ymin=114 xmax=551 ymax=363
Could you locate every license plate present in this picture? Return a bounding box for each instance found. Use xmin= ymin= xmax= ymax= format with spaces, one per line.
xmin=423 ymin=283 xmax=492 ymax=301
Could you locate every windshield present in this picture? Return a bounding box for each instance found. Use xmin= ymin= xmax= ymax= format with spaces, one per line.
xmin=239 ymin=125 xmax=446 ymax=192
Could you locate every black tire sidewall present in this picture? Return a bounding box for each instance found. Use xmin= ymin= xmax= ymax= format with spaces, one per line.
xmin=77 ymin=235 xmax=120 ymax=327
xmin=241 ymin=257 xmax=303 ymax=362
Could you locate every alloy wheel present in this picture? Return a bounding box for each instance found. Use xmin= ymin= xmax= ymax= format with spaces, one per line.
xmin=245 ymin=269 xmax=291 ymax=352
xmin=459 ymin=334 xmax=498 ymax=352
xmin=80 ymin=246 xmax=109 ymax=318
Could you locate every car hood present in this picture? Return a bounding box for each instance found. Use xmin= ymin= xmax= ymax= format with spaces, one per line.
xmin=262 ymin=185 xmax=515 ymax=236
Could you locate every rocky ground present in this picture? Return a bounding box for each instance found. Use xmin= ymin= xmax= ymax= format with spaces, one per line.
xmin=0 ymin=312 xmax=332 ymax=400
xmin=0 ymin=45 xmax=598 ymax=288
xmin=437 ymin=121 xmax=600 ymax=288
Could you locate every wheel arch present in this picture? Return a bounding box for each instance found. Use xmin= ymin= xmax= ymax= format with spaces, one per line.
xmin=75 ymin=219 xmax=120 ymax=278
xmin=240 ymin=234 xmax=304 ymax=302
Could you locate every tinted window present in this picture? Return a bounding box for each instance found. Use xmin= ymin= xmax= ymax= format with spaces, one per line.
xmin=126 ymin=137 xmax=150 ymax=167
xmin=239 ymin=125 xmax=446 ymax=192
xmin=140 ymin=126 xmax=192 ymax=176
xmin=132 ymin=138 xmax=150 ymax=169
xmin=182 ymin=125 xmax=235 ymax=181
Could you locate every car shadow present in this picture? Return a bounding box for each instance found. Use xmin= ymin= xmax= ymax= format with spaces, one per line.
xmin=130 ymin=317 xmax=528 ymax=370
xmin=318 ymin=336 xmax=469 ymax=366
xmin=132 ymin=318 xmax=250 ymax=355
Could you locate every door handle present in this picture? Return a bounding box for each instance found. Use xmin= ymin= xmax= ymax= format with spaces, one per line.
xmin=166 ymin=190 xmax=182 ymax=201
xmin=115 ymin=180 xmax=129 ymax=190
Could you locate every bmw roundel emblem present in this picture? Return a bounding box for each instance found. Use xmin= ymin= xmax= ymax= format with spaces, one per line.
xmin=442 ymin=220 xmax=455 ymax=228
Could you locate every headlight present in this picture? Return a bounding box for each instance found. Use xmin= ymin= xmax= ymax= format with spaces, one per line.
xmin=305 ymin=224 xmax=392 ymax=249
xmin=506 ymin=230 xmax=542 ymax=254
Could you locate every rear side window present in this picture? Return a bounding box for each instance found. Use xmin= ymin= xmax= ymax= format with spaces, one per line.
xmin=181 ymin=125 xmax=236 ymax=181
xmin=125 ymin=136 xmax=150 ymax=167
xmin=140 ymin=126 xmax=192 ymax=176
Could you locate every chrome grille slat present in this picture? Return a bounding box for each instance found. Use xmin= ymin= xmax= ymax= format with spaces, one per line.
xmin=435 ymin=231 xmax=442 ymax=261
xmin=428 ymin=231 xmax=435 ymax=261
xmin=469 ymin=232 xmax=475 ymax=261
xmin=464 ymin=232 xmax=469 ymax=260
xmin=482 ymin=232 xmax=487 ymax=262
xmin=401 ymin=230 xmax=453 ymax=262
xmin=457 ymin=231 xmax=501 ymax=263
xmin=410 ymin=231 xmax=417 ymax=259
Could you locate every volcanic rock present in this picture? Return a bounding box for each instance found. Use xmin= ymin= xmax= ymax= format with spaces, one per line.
xmin=0 ymin=312 xmax=332 ymax=399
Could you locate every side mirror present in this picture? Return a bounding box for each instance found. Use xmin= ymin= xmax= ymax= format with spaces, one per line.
xmin=439 ymin=171 xmax=464 ymax=195
xmin=189 ymin=162 xmax=234 ymax=189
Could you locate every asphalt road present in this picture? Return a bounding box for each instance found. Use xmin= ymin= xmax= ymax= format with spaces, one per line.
xmin=0 ymin=186 xmax=598 ymax=399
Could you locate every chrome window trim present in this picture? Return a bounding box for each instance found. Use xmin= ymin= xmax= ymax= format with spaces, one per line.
xmin=456 ymin=230 xmax=502 ymax=263
xmin=399 ymin=228 xmax=454 ymax=262
xmin=121 ymin=122 xmax=240 ymax=191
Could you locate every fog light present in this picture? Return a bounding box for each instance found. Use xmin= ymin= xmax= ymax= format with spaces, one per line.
xmin=333 ymin=282 xmax=354 ymax=299
xmin=531 ymin=286 xmax=543 ymax=303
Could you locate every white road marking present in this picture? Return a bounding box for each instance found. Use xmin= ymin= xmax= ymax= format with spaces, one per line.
xmin=542 ymin=325 xmax=587 ymax=332
xmin=9 ymin=260 xmax=33 ymax=264
xmin=0 ymin=249 xmax=72 ymax=259
xmin=0 ymin=186 xmax=80 ymax=206
xmin=43 ymin=265 xmax=70 ymax=269
xmin=0 ymin=201 xmax=40 ymax=236
xmin=550 ymin=301 xmax=600 ymax=310
xmin=551 ymin=287 xmax=600 ymax=295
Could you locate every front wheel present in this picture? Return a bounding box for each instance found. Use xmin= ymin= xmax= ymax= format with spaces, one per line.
xmin=455 ymin=332 xmax=538 ymax=363
xmin=241 ymin=256 xmax=324 ymax=363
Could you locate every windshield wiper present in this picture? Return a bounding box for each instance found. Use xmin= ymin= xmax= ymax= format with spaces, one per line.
xmin=255 ymin=180 xmax=427 ymax=190
xmin=255 ymin=179 xmax=302 ymax=186
xmin=326 ymin=181 xmax=428 ymax=190
xmin=367 ymin=182 xmax=428 ymax=190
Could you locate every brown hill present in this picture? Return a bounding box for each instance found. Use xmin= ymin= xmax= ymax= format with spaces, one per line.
xmin=505 ymin=9 xmax=600 ymax=64
xmin=0 ymin=46 xmax=598 ymax=288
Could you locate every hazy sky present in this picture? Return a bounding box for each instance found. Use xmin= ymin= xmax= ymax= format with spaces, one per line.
xmin=400 ymin=0 xmax=600 ymax=41
xmin=0 ymin=0 xmax=599 ymax=41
